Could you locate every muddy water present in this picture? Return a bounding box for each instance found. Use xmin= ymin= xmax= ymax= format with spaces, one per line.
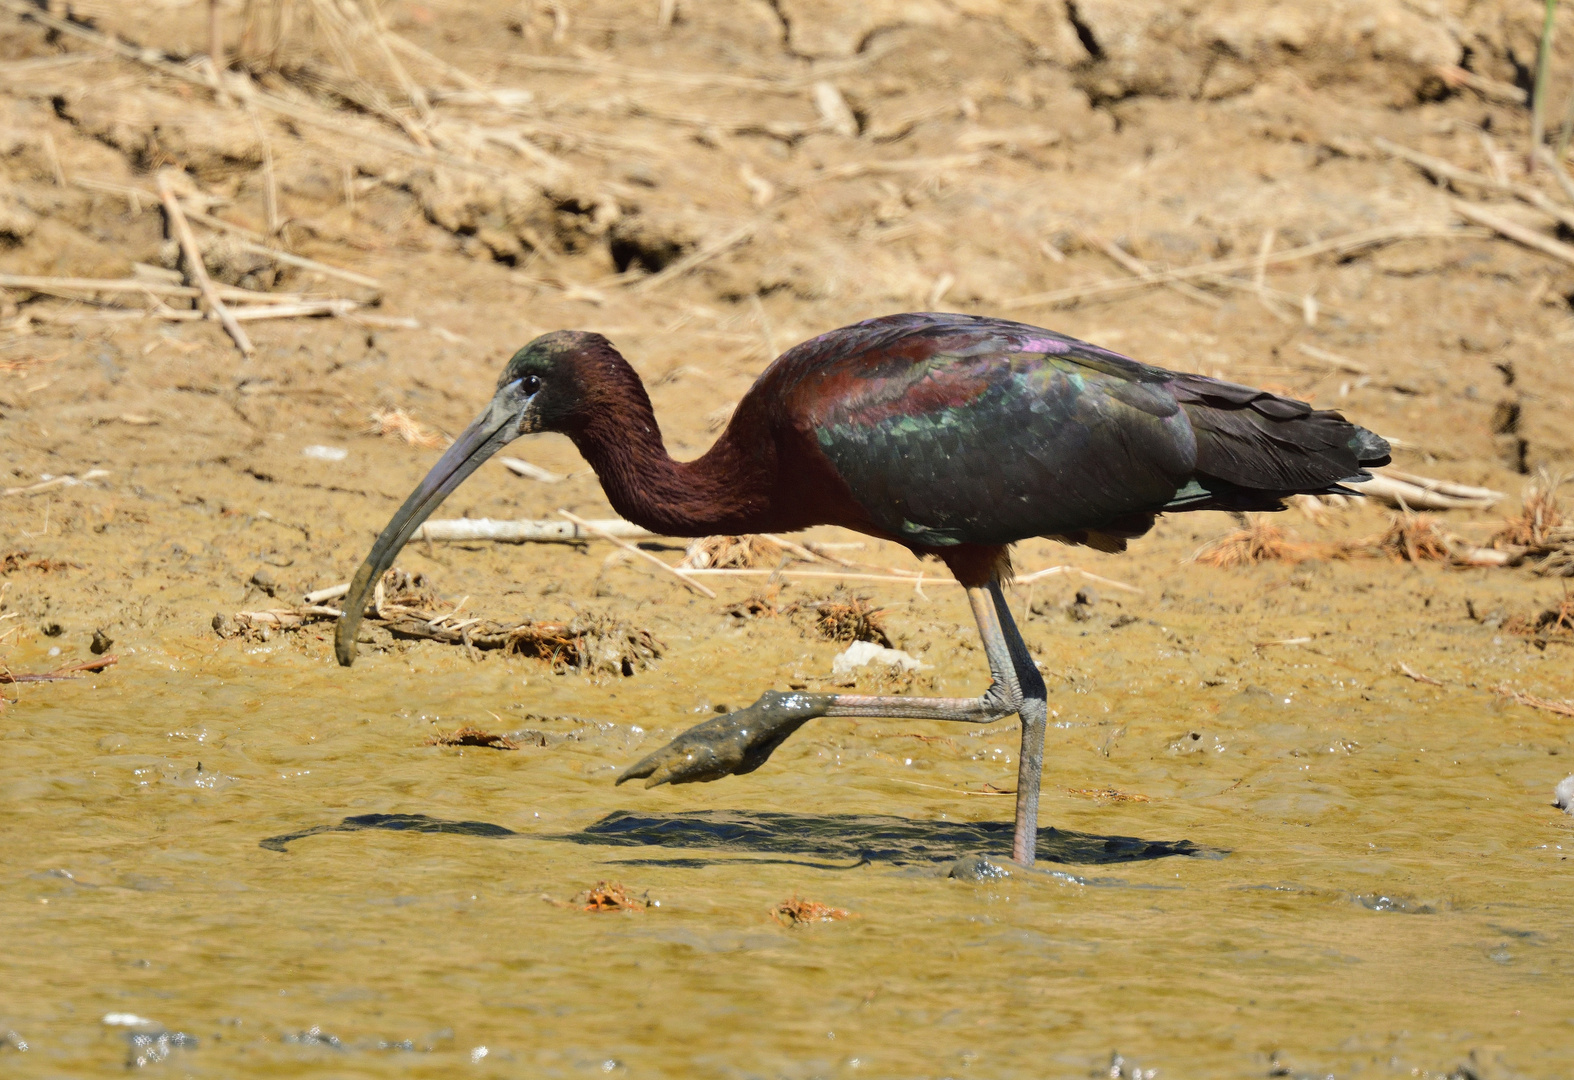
xmin=3 ymin=570 xmax=1572 ymax=1079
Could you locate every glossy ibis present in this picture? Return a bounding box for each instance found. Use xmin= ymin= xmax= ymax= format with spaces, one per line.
xmin=335 ymin=313 xmax=1388 ymax=865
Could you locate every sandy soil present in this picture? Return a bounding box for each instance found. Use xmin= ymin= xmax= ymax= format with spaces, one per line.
xmin=3 ymin=0 xmax=1573 ymax=677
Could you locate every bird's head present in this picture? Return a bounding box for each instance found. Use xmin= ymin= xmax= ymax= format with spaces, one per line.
xmin=333 ymin=330 xmax=614 ymax=666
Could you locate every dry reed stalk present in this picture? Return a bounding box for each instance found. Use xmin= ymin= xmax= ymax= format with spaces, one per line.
xmin=0 ymin=654 xmax=117 ymax=684
xmin=1494 ymin=686 xmax=1574 ymax=717
xmin=1080 ymin=229 xmax=1221 ymax=308
xmin=1349 ymin=471 xmax=1504 ymax=511
xmin=0 ymin=273 xmax=308 ymax=305
xmin=1451 ymin=199 xmax=1574 ymax=268
xmin=1374 ymin=138 xmax=1574 ymax=233
xmin=1536 ymin=146 xmax=1574 ymax=204
xmin=1434 ymin=64 xmax=1528 ymax=105
xmin=558 ymin=509 xmax=716 ymax=597
xmin=1531 ymin=0 xmax=1559 ymax=170
xmin=1295 ymin=342 xmax=1369 ymax=375
xmin=1002 ymin=223 xmax=1476 ymax=310
xmin=365 ymin=407 xmax=448 ymax=448
xmin=157 ymin=173 xmax=253 ymax=356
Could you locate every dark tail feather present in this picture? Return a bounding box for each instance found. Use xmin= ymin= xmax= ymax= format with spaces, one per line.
xmin=1164 ymin=374 xmax=1390 ymax=513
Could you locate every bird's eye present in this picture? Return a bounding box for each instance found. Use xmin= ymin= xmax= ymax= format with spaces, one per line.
xmin=520 ymin=374 xmax=542 ymax=395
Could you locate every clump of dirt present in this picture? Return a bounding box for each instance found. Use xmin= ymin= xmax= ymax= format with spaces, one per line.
xmin=576 ymin=882 xmax=652 ymax=913
xmin=425 ymin=726 xmax=519 ymax=749
xmin=772 ymin=896 xmax=853 ymax=926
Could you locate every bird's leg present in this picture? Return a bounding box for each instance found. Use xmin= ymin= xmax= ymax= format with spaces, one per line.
xmin=994 ymin=583 xmax=1048 ymax=866
xmin=617 ymin=580 xmax=1050 ymax=864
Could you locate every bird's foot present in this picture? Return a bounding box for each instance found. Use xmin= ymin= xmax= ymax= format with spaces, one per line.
xmin=616 ymin=690 xmax=833 ymax=788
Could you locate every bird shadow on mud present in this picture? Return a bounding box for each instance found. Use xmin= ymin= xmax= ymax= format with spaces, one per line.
xmin=259 ymin=809 xmax=1223 ymax=869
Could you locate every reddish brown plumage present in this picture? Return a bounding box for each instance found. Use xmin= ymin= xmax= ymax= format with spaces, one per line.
xmin=547 ymin=337 xmax=1011 ymax=585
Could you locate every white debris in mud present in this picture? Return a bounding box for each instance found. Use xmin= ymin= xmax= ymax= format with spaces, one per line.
xmin=302 ymin=444 xmax=348 ymax=461
xmin=1555 ymin=775 xmax=1574 ymax=814
xmin=102 ymin=1013 xmax=158 ymax=1028
xmin=831 ymin=640 xmax=924 ymax=676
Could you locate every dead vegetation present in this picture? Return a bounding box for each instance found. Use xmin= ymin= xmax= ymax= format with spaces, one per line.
xmin=772 ymin=896 xmax=853 ymax=926
xmin=0 ymin=654 xmax=118 ymax=684
xmin=425 ymin=726 xmax=519 ymax=749
xmin=1065 ymin=787 xmax=1152 ymax=804
xmin=220 ymin=567 xmax=662 ymax=675
xmin=1369 ymin=513 xmax=1455 ymax=564
xmin=364 ymin=407 xmax=448 ymax=448
xmin=1494 ymin=685 xmax=1574 ymax=718
xmin=1192 ymin=520 xmax=1334 ymax=568
xmin=0 ymin=551 xmax=79 ymax=574
xmin=1504 ymin=594 xmax=1574 ymax=646
xmin=679 ymin=534 xmax=787 ymax=570
xmin=575 ymin=881 xmax=652 ymax=913
xmin=797 ymin=595 xmax=893 ymax=648
xmin=1197 ymin=476 xmax=1574 ymax=572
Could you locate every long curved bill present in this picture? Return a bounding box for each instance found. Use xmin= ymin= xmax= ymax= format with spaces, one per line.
xmin=334 ymin=395 xmax=518 ymax=666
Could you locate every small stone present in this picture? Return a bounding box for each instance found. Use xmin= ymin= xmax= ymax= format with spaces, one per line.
xmin=248 ymin=568 xmax=277 ymax=597
xmin=946 ymin=854 xmax=1012 ymax=882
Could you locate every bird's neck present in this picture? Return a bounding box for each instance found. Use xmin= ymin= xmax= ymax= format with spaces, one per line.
xmin=567 ymin=356 xmax=772 ymax=536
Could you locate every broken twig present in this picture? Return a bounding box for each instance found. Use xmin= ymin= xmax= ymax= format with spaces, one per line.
xmin=157 ymin=172 xmax=253 ymax=357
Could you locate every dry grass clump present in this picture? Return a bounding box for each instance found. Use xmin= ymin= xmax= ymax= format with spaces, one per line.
xmin=1490 ymin=472 xmax=1574 ymax=576
xmin=797 ymin=594 xmax=892 ymax=647
xmin=722 ymin=587 xmax=782 ymax=620
xmin=1369 ymin=512 xmax=1453 ymax=563
xmin=425 ymin=726 xmax=519 ymax=749
xmin=772 ymin=896 xmax=853 ymax=926
xmin=1504 ymin=595 xmax=1574 ymax=644
xmin=679 ymin=534 xmax=786 ymax=570
xmin=1191 ymin=519 xmax=1332 ymax=567
xmin=365 ymin=407 xmax=447 ymax=448
xmin=1493 ymin=471 xmax=1565 ymax=549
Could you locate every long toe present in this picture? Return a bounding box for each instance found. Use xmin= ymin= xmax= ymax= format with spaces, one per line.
xmin=615 ymin=729 xmax=742 ymax=787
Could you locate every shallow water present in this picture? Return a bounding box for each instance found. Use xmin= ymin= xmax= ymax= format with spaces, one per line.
xmin=3 ymin=576 xmax=1572 ymax=1080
